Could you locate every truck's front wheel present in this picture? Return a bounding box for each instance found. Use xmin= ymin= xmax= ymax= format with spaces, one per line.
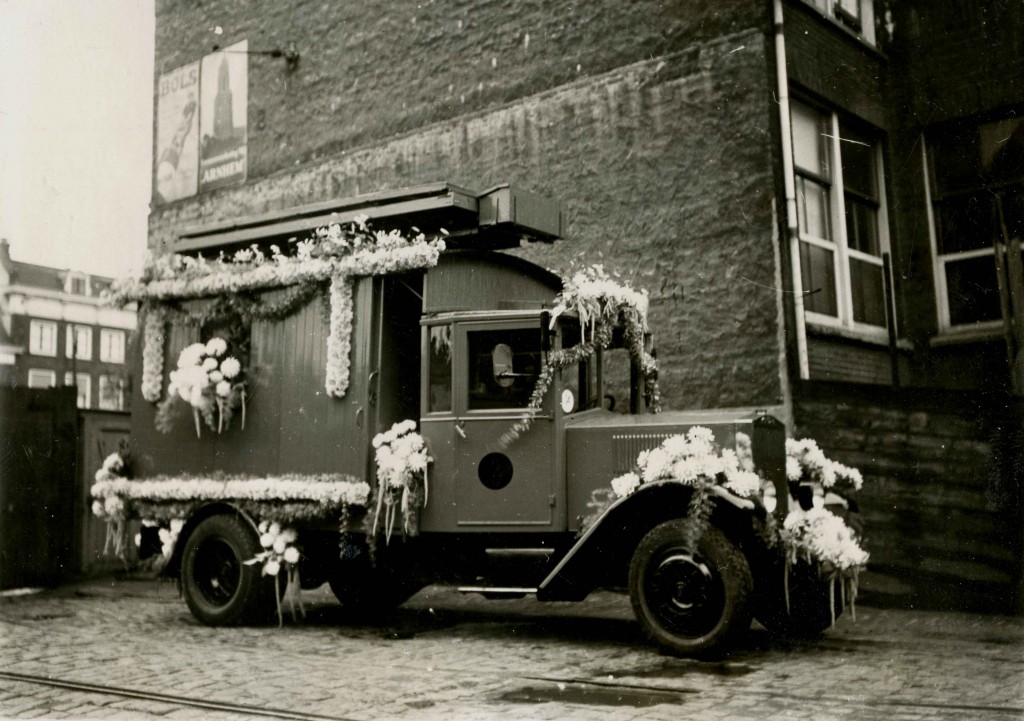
xmin=629 ymin=521 xmax=753 ymax=656
xmin=181 ymin=515 xmax=271 ymax=626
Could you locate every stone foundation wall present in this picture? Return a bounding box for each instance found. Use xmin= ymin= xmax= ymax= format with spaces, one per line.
xmin=794 ymin=382 xmax=1024 ymax=614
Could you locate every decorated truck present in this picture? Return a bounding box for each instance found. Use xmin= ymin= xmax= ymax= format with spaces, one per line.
xmin=92 ymin=183 xmax=867 ymax=655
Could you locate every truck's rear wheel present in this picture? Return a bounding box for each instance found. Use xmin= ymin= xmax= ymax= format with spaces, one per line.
xmin=629 ymin=521 xmax=753 ymax=656
xmin=181 ymin=515 xmax=271 ymax=626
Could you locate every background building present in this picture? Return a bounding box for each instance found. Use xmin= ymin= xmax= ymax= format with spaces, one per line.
xmin=0 ymin=239 xmax=136 ymax=410
xmin=147 ymin=0 xmax=1024 ymax=612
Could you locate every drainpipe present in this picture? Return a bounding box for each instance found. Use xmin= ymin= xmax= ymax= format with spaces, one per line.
xmin=773 ymin=0 xmax=810 ymax=380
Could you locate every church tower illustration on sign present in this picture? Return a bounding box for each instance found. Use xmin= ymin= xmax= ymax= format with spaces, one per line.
xmin=213 ymin=57 xmax=234 ymax=141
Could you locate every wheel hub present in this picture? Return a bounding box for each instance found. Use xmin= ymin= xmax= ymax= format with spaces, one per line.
xmin=193 ymin=538 xmax=241 ymax=607
xmin=646 ymin=549 xmax=723 ymax=636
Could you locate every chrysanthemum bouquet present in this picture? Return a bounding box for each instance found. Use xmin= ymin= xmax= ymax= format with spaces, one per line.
xmin=155 ymin=337 xmax=245 ymax=437
xmin=371 ymin=420 xmax=432 ymax=543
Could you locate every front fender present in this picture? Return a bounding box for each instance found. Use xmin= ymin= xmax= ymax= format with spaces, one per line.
xmin=537 ymin=482 xmax=764 ymax=602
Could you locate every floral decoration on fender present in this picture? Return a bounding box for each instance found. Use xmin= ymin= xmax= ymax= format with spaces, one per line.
xmin=600 ymin=427 xmax=762 ymax=546
xmin=155 ymin=337 xmax=245 ymax=437
xmin=105 ymin=216 xmax=446 ymax=411
xmin=371 ymin=420 xmax=432 ymax=543
xmin=596 ymin=427 xmax=869 ymax=626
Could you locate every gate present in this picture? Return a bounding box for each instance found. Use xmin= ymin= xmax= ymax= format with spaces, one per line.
xmin=0 ymin=387 xmax=78 ymax=590
xmin=78 ymin=411 xmax=132 ymax=574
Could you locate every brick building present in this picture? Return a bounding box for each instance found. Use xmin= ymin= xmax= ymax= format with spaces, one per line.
xmin=0 ymin=240 xmax=136 ymax=410
xmin=147 ymin=0 xmax=1024 ymax=612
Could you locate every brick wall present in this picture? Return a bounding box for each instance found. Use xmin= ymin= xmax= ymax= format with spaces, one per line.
xmin=151 ymin=2 xmax=786 ymax=410
xmin=795 ymin=382 xmax=1024 ymax=613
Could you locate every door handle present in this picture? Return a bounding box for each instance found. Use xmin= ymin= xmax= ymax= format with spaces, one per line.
xmin=455 ymin=420 xmax=466 ymax=439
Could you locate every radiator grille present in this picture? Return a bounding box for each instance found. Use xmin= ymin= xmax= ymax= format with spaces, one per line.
xmin=613 ymin=433 xmax=672 ymax=473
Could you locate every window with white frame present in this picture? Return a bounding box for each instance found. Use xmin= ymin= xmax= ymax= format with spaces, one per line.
xmin=99 ymin=329 xmax=126 ymax=363
xmin=29 ymin=320 xmax=58 ymax=356
xmin=65 ymin=325 xmax=93 ymax=360
xmin=99 ymin=374 xmax=127 ymax=411
xmin=926 ymin=116 xmax=1024 ymax=332
xmin=28 ymin=369 xmax=56 ymax=388
xmin=800 ymin=0 xmax=876 ymax=45
xmin=64 ymin=372 xmax=91 ymax=408
xmin=790 ymin=100 xmax=891 ymax=333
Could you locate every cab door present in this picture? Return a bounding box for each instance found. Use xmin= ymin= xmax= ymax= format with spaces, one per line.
xmin=454 ymin=320 xmax=555 ymax=527
xmin=419 ymin=317 xmax=556 ymax=531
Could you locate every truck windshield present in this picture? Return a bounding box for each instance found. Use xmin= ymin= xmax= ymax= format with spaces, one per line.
xmin=559 ymin=321 xmax=600 ymax=412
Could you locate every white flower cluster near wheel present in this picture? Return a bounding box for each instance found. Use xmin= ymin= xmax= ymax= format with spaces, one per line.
xmin=163 ymin=337 xmax=245 ymax=437
xmin=372 ymin=420 xmax=432 ymax=543
xmin=245 ymin=521 xmax=304 ymax=627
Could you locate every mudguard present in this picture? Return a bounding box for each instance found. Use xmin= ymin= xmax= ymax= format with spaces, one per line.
xmin=537 ymin=481 xmax=762 ymax=602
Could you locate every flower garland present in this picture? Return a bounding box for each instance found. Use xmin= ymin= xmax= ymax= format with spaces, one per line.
xmin=106 ymin=216 xmax=447 ymax=410
xmin=141 ymin=309 xmax=165 ymax=402
xmin=91 ymin=467 xmax=370 ymax=528
xmin=371 ymin=420 xmax=431 ymax=543
xmin=155 ymin=337 xmax=246 ymax=437
xmin=601 ymin=427 xmax=869 ymax=625
xmin=502 ymin=266 xmax=661 ymax=446
xmin=245 ymin=521 xmax=305 ymax=626
xmin=326 ymin=275 xmax=354 ymax=398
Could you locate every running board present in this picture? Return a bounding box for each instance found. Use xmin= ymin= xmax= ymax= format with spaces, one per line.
xmin=457 ymin=586 xmax=538 ymax=596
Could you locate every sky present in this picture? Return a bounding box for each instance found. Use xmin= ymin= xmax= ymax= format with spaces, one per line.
xmin=0 ymin=0 xmax=155 ymax=279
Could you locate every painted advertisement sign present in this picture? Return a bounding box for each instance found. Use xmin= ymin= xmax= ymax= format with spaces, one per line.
xmin=154 ymin=61 xmax=200 ymax=204
xmin=199 ymin=40 xmax=248 ymax=193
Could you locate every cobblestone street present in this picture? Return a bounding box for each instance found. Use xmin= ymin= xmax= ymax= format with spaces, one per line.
xmin=1 ymin=576 xmax=1022 ymax=721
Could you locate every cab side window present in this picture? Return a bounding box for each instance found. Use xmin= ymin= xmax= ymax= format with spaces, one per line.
xmin=428 ymin=325 xmax=452 ymax=413
xmin=467 ymin=327 xmax=541 ymax=410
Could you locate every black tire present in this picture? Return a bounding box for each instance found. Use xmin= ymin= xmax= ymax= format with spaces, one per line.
xmin=754 ymin=559 xmax=844 ymax=638
xmin=629 ymin=521 xmax=754 ymax=656
xmin=181 ymin=515 xmax=273 ymax=626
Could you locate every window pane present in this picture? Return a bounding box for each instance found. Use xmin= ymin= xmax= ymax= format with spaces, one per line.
xmin=427 ymin=326 xmax=452 ymax=413
xmin=945 ymin=255 xmax=1001 ymax=325
xmin=845 ymin=197 xmax=879 ymax=255
xmin=791 ymin=103 xmax=829 ymax=177
xmin=99 ymin=375 xmax=126 ymax=411
xmin=839 ymin=126 xmax=876 ymax=199
xmin=28 ymin=370 xmax=55 ymax=388
xmin=798 ymin=177 xmax=831 ymax=240
xmin=100 ymin=329 xmax=126 ymax=363
xmin=936 ymin=194 xmax=994 ymax=254
xmin=800 ymin=242 xmax=838 ymax=317
xmin=467 ymin=328 xmax=542 ymax=410
xmin=849 ymin=258 xmax=886 ymax=326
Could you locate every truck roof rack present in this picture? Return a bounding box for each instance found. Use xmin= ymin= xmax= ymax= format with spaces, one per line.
xmin=170 ymin=182 xmax=562 ymax=256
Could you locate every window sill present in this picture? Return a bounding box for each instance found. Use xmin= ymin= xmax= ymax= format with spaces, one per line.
xmin=788 ymin=0 xmax=888 ymax=62
xmin=929 ymin=327 xmax=1004 ymax=347
xmin=806 ymin=321 xmax=911 ymax=350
